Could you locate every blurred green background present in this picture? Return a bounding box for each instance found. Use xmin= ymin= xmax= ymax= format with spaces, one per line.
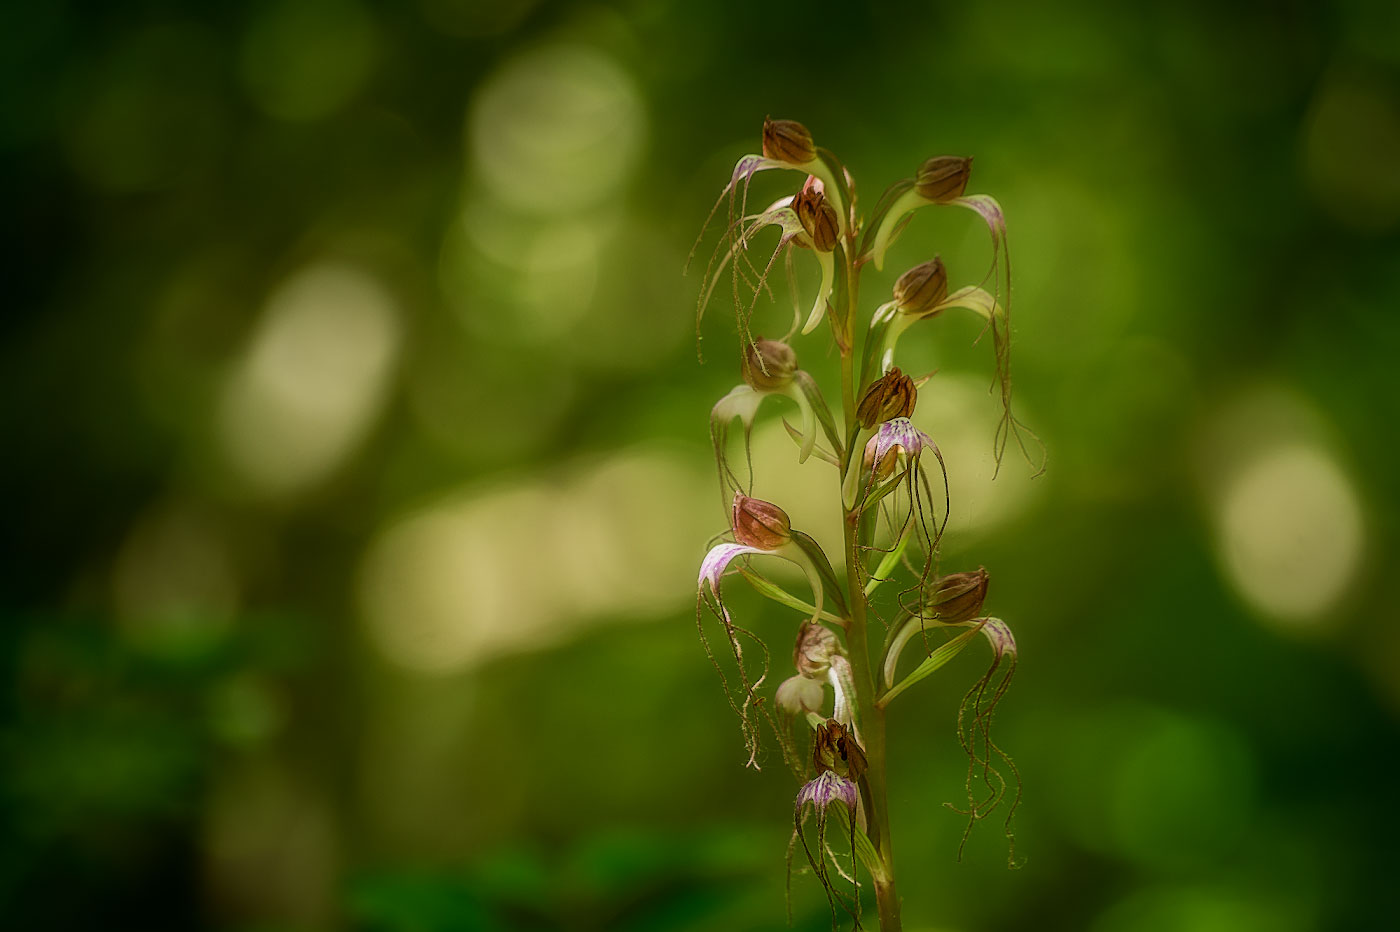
xmin=3 ymin=0 xmax=1399 ymax=929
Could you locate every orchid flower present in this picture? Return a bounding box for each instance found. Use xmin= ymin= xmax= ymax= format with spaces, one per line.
xmin=851 ymin=416 xmax=953 ymax=614
xmin=879 ymin=593 xmax=1021 ymax=867
xmin=789 ymin=719 xmax=871 ymax=927
xmin=711 ymin=340 xmax=842 ymax=498
xmin=697 ymin=494 xmax=834 ymax=768
xmin=696 ymin=179 xmax=841 ymax=354
xmin=692 ymin=119 xmax=852 ymax=359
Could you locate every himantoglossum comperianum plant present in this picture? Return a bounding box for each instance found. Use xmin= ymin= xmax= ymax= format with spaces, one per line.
xmin=691 ymin=117 xmax=1044 ymax=931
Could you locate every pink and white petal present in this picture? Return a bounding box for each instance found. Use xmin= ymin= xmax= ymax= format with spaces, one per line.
xmin=698 ymin=542 xmax=765 ymax=592
xmin=980 ymin=617 xmax=1017 ymax=659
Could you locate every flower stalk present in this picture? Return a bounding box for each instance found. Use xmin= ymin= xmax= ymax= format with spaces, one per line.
xmin=691 ymin=117 xmax=1037 ymax=930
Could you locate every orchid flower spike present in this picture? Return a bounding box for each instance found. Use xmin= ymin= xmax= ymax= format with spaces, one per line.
xmin=711 ymin=339 xmax=841 ymax=495
xmin=697 ymin=494 xmax=830 ymax=767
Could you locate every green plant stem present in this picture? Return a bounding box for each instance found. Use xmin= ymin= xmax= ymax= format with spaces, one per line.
xmin=838 ymin=257 xmax=902 ymax=930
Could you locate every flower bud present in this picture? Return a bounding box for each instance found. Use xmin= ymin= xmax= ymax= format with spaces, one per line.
xmin=776 ymin=674 xmax=825 ymax=717
xmin=731 ymin=494 xmax=792 ymax=550
xmin=792 ymin=176 xmax=839 ymax=252
xmin=893 ymin=257 xmax=948 ymax=316
xmin=741 ymin=338 xmax=798 ymax=391
xmin=915 ymin=156 xmax=973 ymax=203
xmin=924 ymin=567 xmax=989 ymax=623
xmin=793 ymin=621 xmax=841 ymax=677
xmin=762 ymin=117 xmax=817 ymax=164
xmin=812 ymin=719 xmax=867 ymax=781
xmin=856 ymin=368 xmax=917 ymax=428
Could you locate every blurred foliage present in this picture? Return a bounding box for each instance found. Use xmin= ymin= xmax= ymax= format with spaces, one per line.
xmin=2 ymin=0 xmax=1399 ymax=930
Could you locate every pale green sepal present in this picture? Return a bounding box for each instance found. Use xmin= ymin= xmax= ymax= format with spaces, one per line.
xmin=793 ymin=370 xmax=843 ymax=456
xmin=782 ymin=418 xmax=840 ymax=467
xmin=800 ymin=249 xmax=835 ymax=334
xmin=812 ymin=148 xmax=852 ymax=229
xmin=780 ymin=382 xmax=818 ymax=462
xmin=738 ymin=568 xmax=846 ymax=625
xmin=878 ymin=622 xmax=984 ymax=707
xmin=839 ymin=426 xmax=875 ymax=510
xmin=858 ymin=301 xmax=898 ymax=390
xmin=936 ymin=284 xmax=1000 ymax=322
xmin=858 ymin=467 xmax=910 ymax=516
xmin=826 ymin=802 xmax=888 ymax=883
xmin=869 ymin=186 xmax=926 ymax=271
xmin=864 ymin=523 xmax=913 ymax=597
xmin=881 ymin=611 xmax=919 ymax=688
xmin=789 ymin=530 xmax=848 ymax=616
xmin=875 ymin=286 xmax=1003 ymax=377
xmin=805 ymin=150 xmax=849 ymax=240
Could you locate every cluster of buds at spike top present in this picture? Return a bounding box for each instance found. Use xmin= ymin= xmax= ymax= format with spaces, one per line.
xmin=792 ymin=176 xmax=839 ymax=252
xmin=741 ymin=338 xmax=797 ymax=392
xmin=857 ymin=367 xmax=917 ymax=429
xmin=893 ymin=257 xmax=949 ymax=318
xmin=762 ymin=117 xmax=817 ymax=165
xmin=915 ymin=156 xmax=974 ymax=204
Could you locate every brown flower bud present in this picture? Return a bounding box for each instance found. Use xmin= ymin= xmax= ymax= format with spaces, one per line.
xmin=793 ymin=621 xmax=842 ymax=677
xmin=792 ymin=176 xmax=839 ymax=252
xmin=893 ymin=257 xmax=948 ymax=316
xmin=731 ymin=494 xmax=791 ymax=550
xmin=812 ymin=719 xmax=867 ymax=781
xmin=924 ymin=567 xmax=989 ymax=623
xmin=856 ymin=368 xmax=917 ymax=428
xmin=915 ymin=156 xmax=973 ymax=203
xmin=762 ymin=117 xmax=816 ymax=164
xmin=742 ymin=338 xmax=798 ymax=391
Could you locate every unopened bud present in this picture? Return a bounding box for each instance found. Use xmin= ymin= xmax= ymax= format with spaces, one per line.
xmin=762 ymin=117 xmax=816 ymax=164
xmin=893 ymin=257 xmax=948 ymax=316
xmin=856 ymin=368 xmax=917 ymax=428
xmin=793 ymin=621 xmax=842 ymax=677
xmin=812 ymin=719 xmax=867 ymax=781
xmin=731 ymin=494 xmax=792 ymax=550
xmin=924 ymin=567 xmax=989 ymax=623
xmin=742 ymin=338 xmax=798 ymax=391
xmin=915 ymin=156 xmax=973 ymax=203
xmin=793 ymin=176 xmax=839 ymax=252
xmin=776 ymin=675 xmax=825 ymax=717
